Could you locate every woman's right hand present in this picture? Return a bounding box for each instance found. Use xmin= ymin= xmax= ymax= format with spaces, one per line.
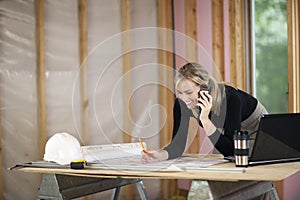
xmin=198 ymin=91 xmax=213 ymax=121
xmin=141 ymin=149 xmax=169 ymax=163
xmin=197 ymin=91 xmax=216 ymax=136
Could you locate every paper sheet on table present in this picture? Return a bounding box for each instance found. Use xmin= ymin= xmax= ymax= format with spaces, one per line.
xmin=81 ymin=143 xmax=229 ymax=171
xmin=79 ymin=143 xmax=234 ymax=171
xmin=87 ymin=155 xmax=229 ymax=171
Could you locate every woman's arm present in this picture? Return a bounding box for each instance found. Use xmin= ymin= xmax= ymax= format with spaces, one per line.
xmin=141 ymin=98 xmax=192 ymax=163
xmin=209 ymin=92 xmax=242 ymax=156
xmin=163 ymin=98 xmax=191 ymax=159
xmin=198 ymin=89 xmax=241 ymax=156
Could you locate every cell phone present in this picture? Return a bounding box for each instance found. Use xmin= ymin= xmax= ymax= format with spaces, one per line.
xmin=199 ymin=90 xmax=209 ymax=100
xmin=200 ymin=84 xmax=209 ymax=91
xmin=198 ymin=84 xmax=209 ymax=99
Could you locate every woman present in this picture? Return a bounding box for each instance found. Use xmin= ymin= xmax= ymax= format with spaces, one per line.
xmin=142 ymin=62 xmax=270 ymax=199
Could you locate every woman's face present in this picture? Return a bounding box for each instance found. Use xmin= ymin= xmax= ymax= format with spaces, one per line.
xmin=176 ymin=79 xmax=200 ymax=109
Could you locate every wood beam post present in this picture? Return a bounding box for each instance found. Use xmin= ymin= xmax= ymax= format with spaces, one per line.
xmin=35 ymin=0 xmax=47 ymax=159
xmin=157 ymin=0 xmax=176 ymax=199
xmin=185 ymin=0 xmax=199 ymax=154
xmin=287 ymin=0 xmax=300 ymax=112
xmin=120 ymin=1 xmax=134 ymax=199
xmin=0 ymin=77 xmax=3 ymax=200
xmin=121 ymin=0 xmax=132 ymax=144
xmin=229 ymin=0 xmax=246 ymax=90
xmin=212 ymin=0 xmax=225 ymax=80
xmin=185 ymin=0 xmax=198 ymax=63
xmin=78 ymin=0 xmax=89 ymax=145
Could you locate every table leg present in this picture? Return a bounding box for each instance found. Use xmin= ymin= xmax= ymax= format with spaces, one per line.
xmin=136 ymin=180 xmax=148 ymax=200
xmin=111 ymin=187 xmax=121 ymax=200
xmin=269 ymin=185 xmax=280 ymax=200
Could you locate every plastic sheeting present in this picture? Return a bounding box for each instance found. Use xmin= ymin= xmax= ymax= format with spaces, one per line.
xmin=1 ymin=0 xmax=160 ymax=199
xmin=0 ymin=0 xmax=40 ymax=199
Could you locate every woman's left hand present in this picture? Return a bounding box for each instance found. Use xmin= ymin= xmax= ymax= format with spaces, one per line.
xmin=141 ymin=149 xmax=168 ymax=163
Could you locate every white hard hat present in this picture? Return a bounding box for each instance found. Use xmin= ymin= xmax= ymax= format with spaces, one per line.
xmin=43 ymin=132 xmax=83 ymax=165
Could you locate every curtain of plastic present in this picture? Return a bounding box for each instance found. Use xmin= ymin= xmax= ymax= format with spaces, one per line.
xmin=0 ymin=0 xmax=160 ymax=199
xmin=0 ymin=0 xmax=40 ymax=199
xmin=0 ymin=0 xmax=83 ymax=199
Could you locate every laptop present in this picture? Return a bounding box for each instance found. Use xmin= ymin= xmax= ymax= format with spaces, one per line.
xmin=225 ymin=113 xmax=300 ymax=165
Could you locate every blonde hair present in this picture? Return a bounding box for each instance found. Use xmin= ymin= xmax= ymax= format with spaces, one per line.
xmin=175 ymin=62 xmax=224 ymax=115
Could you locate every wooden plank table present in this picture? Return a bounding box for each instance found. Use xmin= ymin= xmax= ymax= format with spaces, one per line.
xmin=15 ymin=155 xmax=300 ymax=181
xmin=12 ymin=154 xmax=300 ymax=199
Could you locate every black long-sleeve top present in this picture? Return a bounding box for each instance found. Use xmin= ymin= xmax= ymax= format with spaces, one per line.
xmin=163 ymin=85 xmax=258 ymax=159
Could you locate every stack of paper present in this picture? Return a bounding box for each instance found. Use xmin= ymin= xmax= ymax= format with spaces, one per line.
xmin=81 ymin=142 xmax=145 ymax=162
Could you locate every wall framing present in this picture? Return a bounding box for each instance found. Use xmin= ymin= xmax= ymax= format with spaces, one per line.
xmin=287 ymin=0 xmax=300 ymax=113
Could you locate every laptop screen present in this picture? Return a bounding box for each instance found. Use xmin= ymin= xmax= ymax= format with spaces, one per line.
xmin=250 ymin=113 xmax=300 ymax=164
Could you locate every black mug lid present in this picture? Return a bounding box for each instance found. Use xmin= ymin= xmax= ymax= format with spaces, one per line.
xmin=233 ymin=130 xmax=249 ymax=140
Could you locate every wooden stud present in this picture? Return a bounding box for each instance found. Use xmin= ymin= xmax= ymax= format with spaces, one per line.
xmin=229 ymin=0 xmax=246 ymax=90
xmin=0 ymin=78 xmax=3 ymax=200
xmin=185 ymin=0 xmax=198 ymax=62
xmin=157 ymin=0 xmax=176 ymax=199
xmin=157 ymin=0 xmax=174 ymax=147
xmin=185 ymin=118 xmax=201 ymax=153
xmin=78 ymin=2 xmax=92 ymax=199
xmin=212 ymin=0 xmax=225 ymax=80
xmin=78 ymin=0 xmax=89 ymax=145
xmin=243 ymin=0 xmax=254 ymax=93
xmin=287 ymin=0 xmax=300 ymax=113
xmin=35 ymin=0 xmax=47 ymax=159
xmin=121 ymin=0 xmax=132 ymax=144
xmin=120 ymin=1 xmax=134 ymax=199
xmin=184 ymin=0 xmax=199 ymax=155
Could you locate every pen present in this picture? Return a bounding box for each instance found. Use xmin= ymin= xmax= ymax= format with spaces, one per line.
xmin=139 ymin=138 xmax=148 ymax=153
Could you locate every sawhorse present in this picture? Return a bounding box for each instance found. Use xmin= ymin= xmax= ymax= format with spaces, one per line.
xmin=188 ymin=180 xmax=280 ymax=200
xmin=37 ymin=174 xmax=148 ymax=200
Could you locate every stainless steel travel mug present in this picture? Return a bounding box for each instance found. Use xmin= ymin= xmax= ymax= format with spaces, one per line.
xmin=233 ymin=130 xmax=249 ymax=167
